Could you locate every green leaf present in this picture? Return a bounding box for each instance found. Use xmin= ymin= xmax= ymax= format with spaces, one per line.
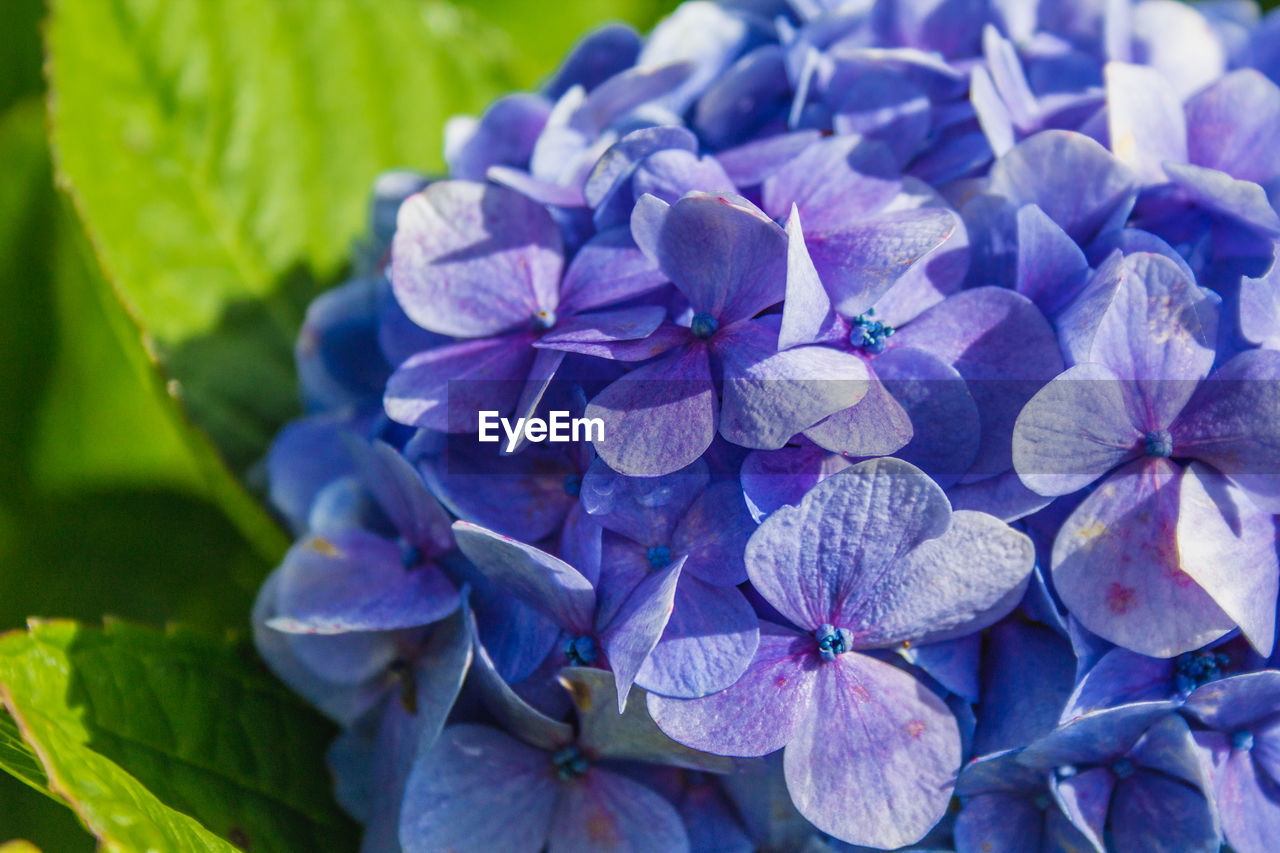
xmin=0 ymin=710 xmax=49 ymax=797
xmin=0 ymin=620 xmax=358 ymax=853
xmin=45 ymin=0 xmax=517 ymax=477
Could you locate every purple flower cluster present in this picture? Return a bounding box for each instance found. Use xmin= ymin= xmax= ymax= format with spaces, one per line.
xmin=255 ymin=1 xmax=1280 ymax=850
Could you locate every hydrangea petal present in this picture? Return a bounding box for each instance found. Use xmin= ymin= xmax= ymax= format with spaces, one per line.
xmin=547 ymin=767 xmax=689 ymax=853
xmin=874 ymin=346 xmax=980 ymax=486
xmin=745 ymin=458 xmax=952 ymax=631
xmin=1020 ymin=703 xmax=1180 ymax=769
xmin=973 ymin=620 xmax=1075 ymax=755
xmin=384 ymin=334 xmax=534 ymax=432
xmin=953 ymin=792 xmax=1044 ymax=853
xmin=718 ymin=324 xmax=872 ymax=452
xmin=600 ymin=556 xmax=685 ymax=711
xmin=1052 ymin=767 xmax=1113 ymax=852
xmin=1051 ymin=458 xmax=1235 ymax=657
xmin=1014 ymin=203 xmax=1090 ymax=318
xmin=842 ymin=509 xmax=1033 ymax=647
xmin=586 ymin=344 xmax=717 ymax=477
xmin=1163 ymin=161 xmax=1280 ymax=236
xmin=1175 ymin=464 xmax=1278 ymax=656
xmin=1109 ymin=770 xmax=1219 ymax=853
xmin=649 ymin=192 xmax=787 ymax=324
xmin=670 ymin=482 xmax=755 ymax=587
xmin=452 ymin=520 xmax=597 ymax=634
xmin=1215 ymin=747 xmax=1280 ymax=853
xmin=635 ymin=578 xmax=759 ymax=699
xmin=739 ymin=444 xmax=851 ymax=522
xmin=648 ymin=621 xmax=817 ymax=757
xmin=802 ymin=367 xmax=913 ymax=458
xmin=783 ymin=651 xmax=960 ymax=849
xmin=987 ymin=130 xmax=1137 ymax=244
xmin=399 ymin=724 xmax=558 ymax=853
xmin=558 ymin=227 xmax=669 ymax=316
xmin=1012 ymin=362 xmax=1142 ymax=497
xmin=1183 ymin=671 xmax=1280 ymax=732
xmin=1186 ymin=69 xmax=1280 ymax=185
xmin=1105 ymin=62 xmax=1188 ymax=185
xmin=391 ymin=181 xmax=562 ymax=337
xmin=560 ymin=667 xmax=733 ymax=772
xmin=779 ymin=207 xmax=837 ymax=351
xmin=345 ymin=438 xmax=453 ymax=553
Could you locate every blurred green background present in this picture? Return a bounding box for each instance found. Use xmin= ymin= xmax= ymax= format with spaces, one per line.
xmin=0 ymin=1 xmax=675 ymax=847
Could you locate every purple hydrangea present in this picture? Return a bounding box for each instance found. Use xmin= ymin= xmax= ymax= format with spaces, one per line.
xmin=252 ymin=1 xmax=1280 ymax=849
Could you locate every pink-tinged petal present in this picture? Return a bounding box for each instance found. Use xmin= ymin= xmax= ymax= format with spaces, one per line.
xmin=452 ymin=520 xmax=597 ymax=634
xmin=843 ymin=509 xmax=1033 ymax=647
xmin=390 ymin=181 xmax=563 ymax=337
xmin=558 ymin=227 xmax=669 ymax=316
xmin=1186 ymin=69 xmax=1280 ymax=186
xmin=740 ymin=444 xmax=852 ymax=522
xmin=560 ymin=668 xmax=733 ymax=772
xmin=635 ymin=578 xmax=759 ymax=699
xmin=1051 ymin=458 xmax=1235 ymax=658
xmin=1013 ymin=362 xmax=1143 ymax=497
xmin=600 ymin=556 xmax=684 ymax=711
xmin=784 ymin=653 xmax=961 ymax=848
xmin=648 ymin=621 xmax=818 ymax=757
xmin=1215 ymin=747 xmax=1280 ymax=853
xmin=1176 ymin=464 xmax=1278 ymax=656
xmin=384 ymin=334 xmax=533 ymax=431
xmin=892 ymin=286 xmax=1064 ymax=479
xmin=399 ymin=724 xmax=558 ymax=853
xmin=1105 ymin=63 xmax=1188 ymax=185
xmin=988 ymin=130 xmax=1137 ymax=244
xmin=1164 ymin=161 xmax=1280 ymax=236
xmin=718 ymin=323 xmax=871 ymax=452
xmin=548 ymin=768 xmax=689 ymax=853
xmin=1109 ymin=770 xmax=1219 ymax=853
xmin=269 ymin=531 xmax=459 ymax=634
xmin=761 ymin=135 xmax=901 ymax=227
xmin=587 ymin=345 xmax=717 ymax=477
xmin=779 ymin=207 xmax=837 ymax=352
xmin=671 ymin=481 xmax=756 ymax=587
xmin=745 ymin=458 xmax=952 ymax=631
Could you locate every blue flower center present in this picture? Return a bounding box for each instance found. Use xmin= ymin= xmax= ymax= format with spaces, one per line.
xmin=1111 ymin=758 xmax=1135 ymax=780
xmin=399 ymin=539 xmax=423 ymax=569
xmin=849 ymin=311 xmax=894 ymax=354
xmin=1232 ymin=729 xmax=1255 ymax=752
xmin=551 ymin=745 xmax=590 ymax=781
xmin=1173 ymin=650 xmax=1229 ymax=694
xmin=646 ymin=545 xmax=672 ymax=569
xmin=532 ymin=309 xmax=557 ymax=331
xmin=563 ymin=473 xmax=582 ymax=497
xmin=814 ymin=624 xmax=853 ymax=661
xmin=690 ymin=312 xmax=719 ymax=340
xmin=1143 ymin=429 xmax=1173 ymax=458
xmin=564 ymin=635 xmax=597 ymax=666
